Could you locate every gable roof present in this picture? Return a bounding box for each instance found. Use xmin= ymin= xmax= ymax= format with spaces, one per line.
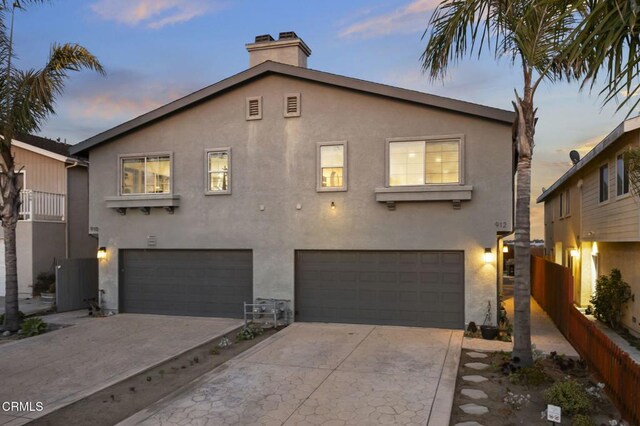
xmin=13 ymin=133 xmax=88 ymax=165
xmin=537 ymin=115 xmax=640 ymax=203
xmin=70 ymin=61 xmax=515 ymax=156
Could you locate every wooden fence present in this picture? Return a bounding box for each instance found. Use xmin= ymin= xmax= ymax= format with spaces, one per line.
xmin=530 ymin=255 xmax=640 ymax=425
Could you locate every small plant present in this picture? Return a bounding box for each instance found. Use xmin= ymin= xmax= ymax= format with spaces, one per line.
xmin=20 ymin=317 xmax=47 ymax=337
xmin=585 ymin=382 xmax=605 ymax=399
xmin=508 ymin=362 xmax=550 ymax=386
xmin=158 ymin=369 xmax=165 ymax=377
xmin=590 ymin=269 xmax=632 ymax=329
xmin=549 ymin=351 xmax=577 ymax=372
xmin=503 ymin=391 xmax=530 ymax=410
xmin=193 ymin=356 xmax=199 ymax=364
xmin=236 ymin=322 xmax=264 ymax=341
xmin=543 ymin=378 xmax=592 ymax=416
xmin=210 ymin=347 xmax=220 ymax=355
xmin=32 ymin=272 xmax=56 ymax=296
xmin=218 ymin=336 xmax=231 ymax=348
xmin=572 ymin=414 xmax=595 ymax=426
xmin=584 ymin=305 xmax=593 ymax=315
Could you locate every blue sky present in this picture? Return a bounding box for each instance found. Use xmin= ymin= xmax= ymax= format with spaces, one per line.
xmin=16 ymin=0 xmax=637 ymax=238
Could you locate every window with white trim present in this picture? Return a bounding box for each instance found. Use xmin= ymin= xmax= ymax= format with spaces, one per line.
xmin=206 ymin=148 xmax=231 ymax=194
xmin=121 ymin=155 xmax=171 ymax=195
xmin=388 ymin=139 xmax=460 ymax=186
xmin=599 ymin=164 xmax=609 ymax=202
xmin=317 ymin=142 xmax=347 ymax=191
xmin=616 ymin=153 xmax=630 ymax=196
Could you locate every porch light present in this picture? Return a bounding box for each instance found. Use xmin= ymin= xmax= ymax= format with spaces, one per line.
xmin=331 ymin=201 xmax=336 ymax=210
xmin=503 ymin=246 xmax=509 ymax=253
xmin=97 ymin=247 xmax=107 ymax=260
xmin=570 ymin=249 xmax=579 ymax=258
xmin=483 ymin=248 xmax=494 ymax=263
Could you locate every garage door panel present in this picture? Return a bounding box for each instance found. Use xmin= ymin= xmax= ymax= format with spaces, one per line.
xmin=296 ymin=250 xmax=464 ymax=329
xmin=120 ymin=249 xmax=252 ymax=318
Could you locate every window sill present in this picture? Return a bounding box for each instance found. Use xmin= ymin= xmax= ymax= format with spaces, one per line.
xmin=105 ymin=194 xmax=180 ymax=209
xmin=374 ymin=185 xmax=472 ymax=202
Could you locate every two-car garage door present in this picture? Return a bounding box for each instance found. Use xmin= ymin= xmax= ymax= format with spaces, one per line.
xmin=119 ymin=250 xmax=252 ymax=318
xmin=295 ymin=250 xmax=464 ymax=329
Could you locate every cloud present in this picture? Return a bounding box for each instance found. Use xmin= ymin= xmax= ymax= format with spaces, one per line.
xmin=90 ymin=0 xmax=221 ymax=29
xmin=339 ymin=0 xmax=440 ymax=39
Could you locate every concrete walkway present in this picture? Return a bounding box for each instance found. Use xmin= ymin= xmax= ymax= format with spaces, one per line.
xmin=0 ymin=313 xmax=242 ymax=425
xmin=463 ymin=287 xmax=578 ymax=357
xmin=0 ymin=296 xmax=53 ymax=317
xmin=120 ymin=323 xmax=464 ymax=426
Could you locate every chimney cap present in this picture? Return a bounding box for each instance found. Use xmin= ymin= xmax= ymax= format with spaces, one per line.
xmin=255 ymin=34 xmax=275 ymax=43
xmin=278 ymin=31 xmax=299 ymax=40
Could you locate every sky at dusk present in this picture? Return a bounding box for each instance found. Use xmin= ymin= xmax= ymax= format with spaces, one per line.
xmin=15 ymin=0 xmax=637 ymax=239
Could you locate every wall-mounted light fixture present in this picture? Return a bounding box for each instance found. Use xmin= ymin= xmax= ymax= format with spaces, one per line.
xmin=97 ymin=246 xmax=107 ymax=260
xmin=331 ymin=201 xmax=336 ymax=210
xmin=483 ymin=248 xmax=494 ymax=263
xmin=503 ymin=246 xmax=509 ymax=253
xmin=570 ymin=249 xmax=579 ymax=258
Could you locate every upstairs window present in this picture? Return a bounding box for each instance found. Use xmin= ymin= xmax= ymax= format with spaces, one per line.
xmin=121 ymin=155 xmax=171 ymax=195
xmin=388 ymin=138 xmax=461 ymax=186
xmin=599 ymin=164 xmax=609 ymax=203
xmin=206 ymin=148 xmax=231 ymax=194
xmin=565 ymin=189 xmax=571 ymax=216
xmin=617 ymin=153 xmax=630 ymax=196
xmin=317 ymin=142 xmax=347 ymax=191
xmin=559 ymin=192 xmax=564 ymax=218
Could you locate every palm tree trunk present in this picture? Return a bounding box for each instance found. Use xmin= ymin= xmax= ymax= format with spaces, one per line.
xmin=511 ymin=72 xmax=535 ymax=367
xmin=2 ymin=213 xmax=19 ymax=331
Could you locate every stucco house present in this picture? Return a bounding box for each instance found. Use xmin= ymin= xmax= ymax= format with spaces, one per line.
xmin=71 ymin=32 xmax=515 ymax=329
xmin=0 ymin=134 xmax=96 ymax=297
xmin=537 ymin=115 xmax=640 ymax=336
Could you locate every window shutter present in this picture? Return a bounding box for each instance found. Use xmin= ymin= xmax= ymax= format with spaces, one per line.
xmin=284 ymin=93 xmax=301 ymax=117
xmin=246 ymin=96 xmax=262 ymax=120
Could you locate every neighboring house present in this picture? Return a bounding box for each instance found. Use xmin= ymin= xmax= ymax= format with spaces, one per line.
xmin=70 ymin=32 xmax=515 ymax=329
xmin=0 ymin=134 xmax=96 ymax=297
xmin=537 ymin=116 xmax=640 ymax=336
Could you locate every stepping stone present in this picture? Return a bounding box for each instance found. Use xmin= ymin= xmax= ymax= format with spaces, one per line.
xmin=455 ymin=422 xmax=484 ymax=426
xmin=462 ymin=375 xmax=487 ymax=383
xmin=465 ymin=362 xmax=490 ymax=371
xmin=461 ymin=389 xmax=489 ymax=400
xmin=459 ymin=403 xmax=489 ymax=415
xmin=467 ymin=351 xmax=488 ymax=359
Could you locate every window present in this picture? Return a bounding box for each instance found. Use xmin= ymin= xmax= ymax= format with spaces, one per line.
xmin=121 ymin=155 xmax=171 ymax=195
xmin=599 ymin=164 xmax=609 ymax=202
xmin=559 ymin=192 xmax=564 ymax=218
xmin=246 ymin=96 xmax=262 ymax=120
xmin=388 ymin=139 xmax=460 ymax=186
xmin=284 ymin=93 xmax=301 ymax=117
xmin=617 ymin=154 xmax=630 ymax=196
xmin=206 ymin=148 xmax=231 ymax=194
xmin=565 ymin=189 xmax=571 ymax=216
xmin=317 ymin=142 xmax=347 ymax=191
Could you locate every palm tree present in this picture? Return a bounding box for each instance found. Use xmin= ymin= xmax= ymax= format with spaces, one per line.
xmin=422 ymin=0 xmax=583 ymax=366
xmin=1 ymin=2 xmax=104 ymax=332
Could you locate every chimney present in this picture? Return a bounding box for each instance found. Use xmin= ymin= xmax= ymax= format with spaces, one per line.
xmin=246 ymin=31 xmax=311 ymax=68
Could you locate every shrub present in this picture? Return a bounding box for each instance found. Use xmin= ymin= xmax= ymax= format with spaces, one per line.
xmin=32 ymin=272 xmax=56 ymax=296
xmin=572 ymin=414 xmax=595 ymax=426
xmin=509 ymin=362 xmax=550 ymax=386
xmin=20 ymin=318 xmax=47 ymax=337
xmin=236 ymin=322 xmax=264 ymax=341
xmin=590 ymin=269 xmax=632 ymax=329
xmin=543 ymin=379 xmax=591 ymax=416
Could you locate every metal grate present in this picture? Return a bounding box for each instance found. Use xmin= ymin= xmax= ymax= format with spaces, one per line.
xmin=248 ymin=99 xmax=260 ymax=116
xmin=286 ymin=96 xmax=298 ymax=114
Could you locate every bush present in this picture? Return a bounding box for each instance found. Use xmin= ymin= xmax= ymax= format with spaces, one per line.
xmin=508 ymin=362 xmax=550 ymax=386
xmin=236 ymin=322 xmax=264 ymax=341
xmin=32 ymin=272 xmax=56 ymax=296
xmin=20 ymin=318 xmax=47 ymax=337
xmin=590 ymin=269 xmax=632 ymax=329
xmin=572 ymin=414 xmax=595 ymax=426
xmin=543 ymin=379 xmax=591 ymax=416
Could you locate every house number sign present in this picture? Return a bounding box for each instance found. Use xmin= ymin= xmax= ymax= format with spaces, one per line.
xmin=494 ymin=221 xmax=509 ymax=229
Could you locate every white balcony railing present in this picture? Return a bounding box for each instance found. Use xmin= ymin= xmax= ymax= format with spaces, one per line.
xmin=19 ymin=190 xmax=65 ymax=222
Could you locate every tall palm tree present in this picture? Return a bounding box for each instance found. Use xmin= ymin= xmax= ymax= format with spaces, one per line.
xmin=422 ymin=0 xmax=583 ymax=366
xmin=1 ymin=2 xmax=104 ymax=332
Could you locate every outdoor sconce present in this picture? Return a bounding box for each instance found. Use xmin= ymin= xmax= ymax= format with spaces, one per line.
xmin=570 ymin=249 xmax=579 ymax=258
xmin=483 ymin=248 xmax=494 ymax=263
xmin=97 ymin=247 xmax=107 ymax=260
xmin=503 ymin=246 xmax=509 ymax=253
xmin=331 ymin=201 xmax=336 ymax=210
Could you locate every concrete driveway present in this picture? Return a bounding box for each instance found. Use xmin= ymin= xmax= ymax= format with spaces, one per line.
xmin=0 ymin=312 xmax=242 ymax=425
xmin=122 ymin=323 xmax=463 ymax=426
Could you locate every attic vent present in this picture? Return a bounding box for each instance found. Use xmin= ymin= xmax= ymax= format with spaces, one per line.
xmin=246 ymin=96 xmax=262 ymax=120
xmin=284 ymin=93 xmax=301 ymax=118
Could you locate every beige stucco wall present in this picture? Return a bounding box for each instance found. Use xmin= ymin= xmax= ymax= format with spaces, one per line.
xmin=88 ymin=73 xmax=514 ymax=326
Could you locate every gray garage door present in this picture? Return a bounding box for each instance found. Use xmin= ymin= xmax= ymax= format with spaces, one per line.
xmin=120 ymin=249 xmax=252 ymax=318
xmin=295 ymin=250 xmax=464 ymax=329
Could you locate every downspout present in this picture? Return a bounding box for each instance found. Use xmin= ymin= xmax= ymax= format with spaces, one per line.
xmin=64 ymin=161 xmax=79 ymax=259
